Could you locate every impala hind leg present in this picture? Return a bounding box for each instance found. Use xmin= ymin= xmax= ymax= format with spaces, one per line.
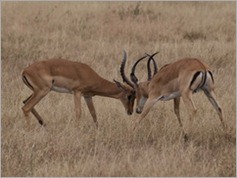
xmin=22 ymin=89 xmax=49 ymax=127
xmin=23 ymin=95 xmax=45 ymax=126
xmin=203 ymin=89 xmax=226 ymax=130
xmin=174 ymin=97 xmax=187 ymax=138
xmin=84 ymin=96 xmax=98 ymax=128
xmin=74 ymin=91 xmax=82 ymax=124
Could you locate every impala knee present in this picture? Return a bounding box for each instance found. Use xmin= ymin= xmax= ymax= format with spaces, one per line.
xmin=188 ymin=109 xmax=197 ymax=121
xmin=22 ymin=106 xmax=29 ymax=117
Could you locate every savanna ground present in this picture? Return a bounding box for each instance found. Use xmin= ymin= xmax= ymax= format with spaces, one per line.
xmin=1 ymin=1 xmax=236 ymax=177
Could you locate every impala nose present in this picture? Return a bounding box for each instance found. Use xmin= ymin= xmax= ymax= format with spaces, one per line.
xmin=136 ymin=108 xmax=142 ymax=114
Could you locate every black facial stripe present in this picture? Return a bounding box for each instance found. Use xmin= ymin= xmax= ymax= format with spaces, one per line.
xmin=127 ymin=93 xmax=136 ymax=104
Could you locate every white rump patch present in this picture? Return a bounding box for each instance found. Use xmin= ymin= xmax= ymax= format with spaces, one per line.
xmin=190 ymin=72 xmax=203 ymax=92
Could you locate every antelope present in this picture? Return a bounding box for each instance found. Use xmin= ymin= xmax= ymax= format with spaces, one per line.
xmin=21 ymin=51 xmax=136 ymax=127
xmin=129 ymin=52 xmax=225 ymax=138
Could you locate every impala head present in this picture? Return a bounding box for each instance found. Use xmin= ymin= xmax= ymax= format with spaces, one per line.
xmin=130 ymin=52 xmax=159 ymax=114
xmin=113 ymin=51 xmax=136 ymax=115
xmin=113 ymin=80 xmax=136 ymax=115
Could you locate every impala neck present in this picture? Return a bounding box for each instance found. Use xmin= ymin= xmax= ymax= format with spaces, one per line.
xmin=94 ymin=78 xmax=123 ymax=99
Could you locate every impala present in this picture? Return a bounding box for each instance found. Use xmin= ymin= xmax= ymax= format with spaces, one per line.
xmin=22 ymin=51 xmax=136 ymax=127
xmin=129 ymin=53 xmax=225 ymax=137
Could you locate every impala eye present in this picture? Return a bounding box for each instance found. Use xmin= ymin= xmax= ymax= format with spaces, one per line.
xmin=127 ymin=95 xmax=132 ymax=100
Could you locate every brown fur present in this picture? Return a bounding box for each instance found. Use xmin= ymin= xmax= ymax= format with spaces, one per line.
xmin=133 ymin=58 xmax=225 ymax=138
xmin=22 ymin=58 xmax=135 ymax=127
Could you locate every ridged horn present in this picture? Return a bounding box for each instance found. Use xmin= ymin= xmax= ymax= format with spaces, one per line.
xmin=146 ymin=52 xmax=159 ymax=80
xmin=130 ymin=54 xmax=148 ymax=86
xmin=120 ymin=50 xmax=135 ymax=88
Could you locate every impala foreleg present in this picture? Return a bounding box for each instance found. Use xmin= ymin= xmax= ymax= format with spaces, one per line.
xmin=174 ymin=97 xmax=189 ymax=141
xmin=181 ymin=91 xmax=197 ymax=124
xmin=174 ymin=97 xmax=182 ymax=126
xmin=84 ymin=96 xmax=98 ymax=128
xmin=173 ymin=97 xmax=187 ymax=134
xmin=203 ymin=89 xmax=226 ymax=130
xmin=73 ymin=91 xmax=82 ymax=122
xmin=133 ymin=97 xmax=158 ymax=130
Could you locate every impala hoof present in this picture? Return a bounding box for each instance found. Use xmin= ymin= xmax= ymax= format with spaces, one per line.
xmin=136 ymin=108 xmax=142 ymax=114
xmin=183 ymin=133 xmax=189 ymax=142
xmin=127 ymin=111 xmax=133 ymax=115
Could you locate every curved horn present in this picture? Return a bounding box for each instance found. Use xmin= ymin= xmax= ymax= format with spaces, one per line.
xmin=130 ymin=54 xmax=148 ymax=85
xmin=146 ymin=52 xmax=159 ymax=80
xmin=120 ymin=50 xmax=134 ymax=88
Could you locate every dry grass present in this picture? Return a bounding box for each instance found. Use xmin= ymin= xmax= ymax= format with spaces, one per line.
xmin=1 ymin=1 xmax=236 ymax=177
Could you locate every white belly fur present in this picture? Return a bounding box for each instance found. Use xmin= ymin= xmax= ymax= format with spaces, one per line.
xmin=160 ymin=91 xmax=181 ymax=101
xmin=51 ymin=86 xmax=72 ymax=94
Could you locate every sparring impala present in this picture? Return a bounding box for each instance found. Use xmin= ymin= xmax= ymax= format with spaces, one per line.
xmin=22 ymin=51 xmax=136 ymax=127
xmin=129 ymin=52 xmax=225 ymax=137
